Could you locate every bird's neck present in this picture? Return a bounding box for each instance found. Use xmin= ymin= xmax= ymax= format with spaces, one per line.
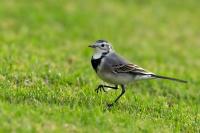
xmin=92 ymin=51 xmax=109 ymax=59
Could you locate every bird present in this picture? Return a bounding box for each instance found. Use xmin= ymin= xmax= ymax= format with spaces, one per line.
xmin=89 ymin=40 xmax=187 ymax=107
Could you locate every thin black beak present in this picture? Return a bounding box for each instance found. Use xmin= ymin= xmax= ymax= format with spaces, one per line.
xmin=88 ymin=45 xmax=96 ymax=48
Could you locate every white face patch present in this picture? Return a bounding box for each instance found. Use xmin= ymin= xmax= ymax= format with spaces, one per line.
xmin=91 ymin=41 xmax=114 ymax=60
xmin=93 ymin=52 xmax=103 ymax=59
xmin=92 ymin=47 xmax=107 ymax=59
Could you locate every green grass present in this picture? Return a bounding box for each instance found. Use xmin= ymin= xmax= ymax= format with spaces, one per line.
xmin=0 ymin=0 xmax=199 ymax=132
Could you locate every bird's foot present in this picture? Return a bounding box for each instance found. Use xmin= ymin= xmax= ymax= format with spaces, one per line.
xmin=102 ymin=103 xmax=114 ymax=112
xmin=107 ymin=103 xmax=114 ymax=108
xmin=95 ymin=85 xmax=107 ymax=93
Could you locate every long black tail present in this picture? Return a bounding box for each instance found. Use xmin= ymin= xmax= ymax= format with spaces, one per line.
xmin=151 ymin=74 xmax=187 ymax=83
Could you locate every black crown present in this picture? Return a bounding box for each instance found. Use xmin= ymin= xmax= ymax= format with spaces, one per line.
xmin=96 ymin=40 xmax=108 ymax=43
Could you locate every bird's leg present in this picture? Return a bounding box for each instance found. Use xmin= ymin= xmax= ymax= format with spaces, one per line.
xmin=107 ymin=85 xmax=126 ymax=107
xmin=95 ymin=85 xmax=118 ymax=93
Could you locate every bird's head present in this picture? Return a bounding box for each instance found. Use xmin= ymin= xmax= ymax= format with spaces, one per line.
xmin=89 ymin=40 xmax=113 ymax=55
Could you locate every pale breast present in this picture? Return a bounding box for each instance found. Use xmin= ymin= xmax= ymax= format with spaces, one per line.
xmin=97 ymin=59 xmax=133 ymax=84
xmin=97 ymin=70 xmax=134 ymax=84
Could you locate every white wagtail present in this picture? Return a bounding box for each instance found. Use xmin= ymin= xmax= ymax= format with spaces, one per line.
xmin=89 ymin=40 xmax=187 ymax=107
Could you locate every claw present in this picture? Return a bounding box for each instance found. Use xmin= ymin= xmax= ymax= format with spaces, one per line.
xmin=107 ymin=103 xmax=114 ymax=108
xmin=95 ymin=88 xmax=99 ymax=93
xmin=95 ymin=85 xmax=106 ymax=93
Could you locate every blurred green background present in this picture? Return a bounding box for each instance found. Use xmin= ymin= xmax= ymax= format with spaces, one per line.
xmin=0 ymin=0 xmax=199 ymax=132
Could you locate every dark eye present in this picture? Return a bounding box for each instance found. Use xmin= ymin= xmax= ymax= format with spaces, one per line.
xmin=101 ymin=44 xmax=105 ymax=47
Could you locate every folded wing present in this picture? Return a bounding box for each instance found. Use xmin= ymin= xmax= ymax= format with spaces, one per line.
xmin=112 ymin=63 xmax=153 ymax=75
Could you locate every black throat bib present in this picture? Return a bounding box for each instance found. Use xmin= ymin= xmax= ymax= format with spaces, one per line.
xmin=91 ymin=52 xmax=108 ymax=72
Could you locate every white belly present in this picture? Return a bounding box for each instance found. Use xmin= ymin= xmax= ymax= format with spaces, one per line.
xmin=97 ymin=71 xmax=154 ymax=85
xmin=97 ymin=72 xmax=134 ymax=84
